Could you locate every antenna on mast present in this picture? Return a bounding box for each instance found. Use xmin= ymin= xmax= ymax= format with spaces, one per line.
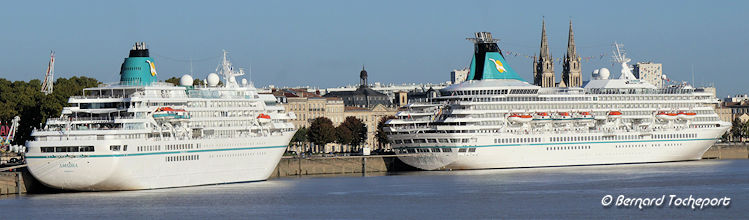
xmin=611 ymin=42 xmax=636 ymax=80
xmin=41 ymin=51 xmax=55 ymax=95
xmin=691 ymin=64 xmax=695 ymax=86
xmin=215 ymin=50 xmax=244 ymax=88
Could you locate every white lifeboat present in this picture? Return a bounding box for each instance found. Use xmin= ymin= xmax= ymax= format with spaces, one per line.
xmin=608 ymin=111 xmax=623 ymax=119
xmin=656 ymin=112 xmax=677 ymax=121
xmin=508 ymin=113 xmax=533 ymax=123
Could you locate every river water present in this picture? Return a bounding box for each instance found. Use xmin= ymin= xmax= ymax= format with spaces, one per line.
xmin=2 ymin=160 xmax=748 ymax=219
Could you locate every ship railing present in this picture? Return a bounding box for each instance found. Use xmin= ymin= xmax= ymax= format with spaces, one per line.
xmin=40 ymin=124 xmax=143 ymax=132
xmin=70 ymin=94 xmax=133 ymax=99
xmin=46 ymin=116 xmax=142 ymax=123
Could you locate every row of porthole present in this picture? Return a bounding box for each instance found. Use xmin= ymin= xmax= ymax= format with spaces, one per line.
xmin=166 ymin=154 xmax=199 ymax=162
xmin=546 ymin=146 xmax=591 ymax=151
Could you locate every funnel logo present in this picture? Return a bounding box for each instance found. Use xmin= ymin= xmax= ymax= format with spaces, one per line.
xmin=146 ymin=60 xmax=157 ymax=76
xmin=488 ymin=58 xmax=506 ymax=73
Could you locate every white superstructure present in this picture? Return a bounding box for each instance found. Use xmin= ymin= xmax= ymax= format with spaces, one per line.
xmin=25 ymin=44 xmax=296 ymax=191
xmin=385 ymin=33 xmax=730 ymax=171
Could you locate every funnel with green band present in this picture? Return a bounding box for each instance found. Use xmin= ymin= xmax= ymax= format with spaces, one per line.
xmin=119 ymin=42 xmax=158 ymax=86
xmin=466 ymin=32 xmax=525 ymax=81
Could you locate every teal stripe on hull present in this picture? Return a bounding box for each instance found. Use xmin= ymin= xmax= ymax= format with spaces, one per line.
xmin=395 ymin=138 xmax=717 ymax=149
xmin=26 ymin=145 xmax=287 ymax=159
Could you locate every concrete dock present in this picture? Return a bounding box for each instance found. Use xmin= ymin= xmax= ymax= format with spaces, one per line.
xmin=701 ymin=143 xmax=749 ymax=160
xmin=269 ymin=155 xmax=417 ymax=178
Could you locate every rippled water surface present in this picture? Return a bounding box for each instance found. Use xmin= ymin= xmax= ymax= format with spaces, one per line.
xmin=2 ymin=160 xmax=748 ymax=219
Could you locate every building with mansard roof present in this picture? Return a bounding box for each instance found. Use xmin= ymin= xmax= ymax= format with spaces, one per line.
xmin=324 ymin=67 xmax=392 ymax=108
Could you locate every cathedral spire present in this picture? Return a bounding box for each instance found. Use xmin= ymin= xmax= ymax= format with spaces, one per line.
xmin=566 ymin=19 xmax=577 ymax=58
xmin=534 ymin=18 xmax=555 ymax=87
xmin=540 ymin=18 xmax=551 ymax=59
xmin=562 ymin=19 xmax=583 ymax=87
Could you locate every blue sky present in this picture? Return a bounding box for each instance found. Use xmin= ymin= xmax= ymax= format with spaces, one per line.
xmin=0 ymin=0 xmax=746 ymax=97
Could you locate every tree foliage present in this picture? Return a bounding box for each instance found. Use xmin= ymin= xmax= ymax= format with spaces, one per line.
xmin=335 ymin=124 xmax=353 ymax=145
xmin=291 ymin=127 xmax=308 ymax=143
xmin=337 ymin=116 xmax=367 ymax=147
xmin=0 ymin=76 xmax=101 ymax=145
xmin=731 ymin=119 xmax=745 ymax=142
xmin=307 ymin=117 xmax=336 ymax=146
xmin=165 ymin=76 xmax=180 ymax=85
xmin=376 ymin=115 xmax=396 ymax=147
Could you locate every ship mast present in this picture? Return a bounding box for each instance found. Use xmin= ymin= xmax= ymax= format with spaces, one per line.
xmin=215 ymin=50 xmax=245 ymax=88
xmin=41 ymin=51 xmax=55 ymax=95
xmin=611 ymin=42 xmax=637 ymax=80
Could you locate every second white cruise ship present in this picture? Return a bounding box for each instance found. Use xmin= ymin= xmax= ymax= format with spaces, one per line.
xmin=25 ymin=43 xmax=296 ymax=190
xmin=385 ymin=32 xmax=730 ymax=170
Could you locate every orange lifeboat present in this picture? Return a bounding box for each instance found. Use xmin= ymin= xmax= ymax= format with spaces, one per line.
xmin=554 ymin=112 xmax=572 ymax=120
xmin=257 ymin=113 xmax=271 ymax=123
xmin=656 ymin=112 xmax=677 ymax=121
xmin=508 ymin=113 xmax=533 ymax=123
xmin=534 ymin=112 xmax=551 ymax=121
xmin=608 ymin=111 xmax=623 ymax=119
xmin=677 ymin=111 xmax=697 ymax=120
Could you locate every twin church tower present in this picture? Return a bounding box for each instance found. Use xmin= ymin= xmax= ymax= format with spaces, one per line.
xmin=533 ymin=19 xmax=582 ymax=88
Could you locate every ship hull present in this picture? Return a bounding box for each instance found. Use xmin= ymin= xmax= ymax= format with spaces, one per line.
xmin=394 ymin=126 xmax=729 ymax=171
xmin=25 ymin=133 xmax=292 ymax=191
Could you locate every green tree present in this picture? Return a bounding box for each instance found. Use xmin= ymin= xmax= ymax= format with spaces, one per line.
xmin=307 ymin=117 xmax=336 ymax=152
xmin=291 ymin=127 xmax=308 ymax=143
xmin=0 ymin=76 xmax=100 ymax=145
xmin=193 ymin=79 xmax=205 ymax=86
xmin=376 ymin=115 xmax=396 ymax=148
xmin=335 ymin=124 xmax=354 ymax=146
xmin=165 ymin=77 xmax=180 ymax=85
xmin=731 ymin=118 xmax=744 ymax=142
xmin=743 ymin=121 xmax=749 ymax=143
xmin=337 ymin=116 xmax=367 ymax=148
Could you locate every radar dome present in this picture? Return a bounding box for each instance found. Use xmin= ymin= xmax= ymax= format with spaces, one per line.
xmin=598 ymin=68 xmax=610 ymax=80
xmin=180 ymin=75 xmax=194 ymax=86
xmin=207 ymin=73 xmax=220 ymax=86
xmin=241 ymin=78 xmax=248 ymax=86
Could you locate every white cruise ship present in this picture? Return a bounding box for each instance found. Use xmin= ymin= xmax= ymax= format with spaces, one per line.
xmin=25 ymin=43 xmax=296 ymax=191
xmin=385 ymin=32 xmax=730 ymax=170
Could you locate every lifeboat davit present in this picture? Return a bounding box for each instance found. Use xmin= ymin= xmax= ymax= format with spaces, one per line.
xmin=153 ymin=107 xmax=190 ymax=119
xmin=656 ymin=112 xmax=677 ymax=121
xmin=508 ymin=113 xmax=533 ymax=123
xmin=534 ymin=112 xmax=551 ymax=121
xmin=608 ymin=111 xmax=622 ymax=119
xmin=554 ymin=112 xmax=572 ymax=120
xmin=574 ymin=111 xmax=594 ymax=120
xmin=677 ymin=111 xmax=697 ymax=120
